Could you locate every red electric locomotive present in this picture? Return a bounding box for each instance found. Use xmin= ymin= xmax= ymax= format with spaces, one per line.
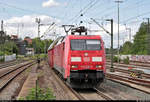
xmin=48 ymin=28 xmax=106 ymax=88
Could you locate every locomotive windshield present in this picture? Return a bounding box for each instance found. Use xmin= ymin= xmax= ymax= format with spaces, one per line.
xmin=71 ymin=39 xmax=101 ymax=50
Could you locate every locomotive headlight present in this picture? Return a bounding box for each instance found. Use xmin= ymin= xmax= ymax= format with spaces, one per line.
xmin=71 ymin=65 xmax=78 ymax=68
xmin=96 ymin=65 xmax=102 ymax=68
xmin=92 ymin=57 xmax=102 ymax=62
xmin=71 ymin=57 xmax=81 ymax=62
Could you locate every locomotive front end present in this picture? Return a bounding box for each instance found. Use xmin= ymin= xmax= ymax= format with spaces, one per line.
xmin=68 ymin=36 xmax=106 ymax=88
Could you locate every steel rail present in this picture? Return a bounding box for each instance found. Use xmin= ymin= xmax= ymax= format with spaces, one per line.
xmin=0 ymin=61 xmax=36 ymax=92
xmin=106 ymin=60 xmax=150 ymax=68
xmin=0 ymin=61 xmax=35 ymax=79
xmin=0 ymin=61 xmax=17 ymax=69
xmin=106 ymin=65 xmax=150 ymax=79
xmin=106 ymin=73 xmax=150 ymax=88
xmin=107 ymin=78 xmax=150 ymax=95
xmin=48 ymin=62 xmax=85 ymax=100
xmin=0 ymin=59 xmax=28 ymax=69
xmin=106 ymin=59 xmax=150 ymax=64
xmin=106 ymin=62 xmax=150 ymax=70
xmin=65 ymin=83 xmax=86 ymax=100
xmin=93 ymin=87 xmax=113 ymax=100
xmin=49 ymin=61 xmax=113 ymax=100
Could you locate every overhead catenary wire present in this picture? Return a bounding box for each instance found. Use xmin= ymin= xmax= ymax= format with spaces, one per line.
xmin=1 ymin=0 xmax=150 ymax=43
xmin=75 ymin=0 xmax=100 ymax=24
xmin=68 ymin=0 xmax=95 ymax=23
xmin=41 ymin=23 xmax=57 ymax=38
xmin=121 ymin=10 xmax=150 ymax=24
xmin=98 ymin=0 xmax=148 ymax=24
xmin=0 ymin=2 xmax=61 ymax=19
xmin=69 ymin=0 xmax=99 ymax=24
xmin=61 ymin=0 xmax=74 ymax=21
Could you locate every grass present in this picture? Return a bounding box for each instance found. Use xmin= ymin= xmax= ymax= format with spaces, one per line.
xmin=18 ymin=86 xmax=56 ymax=100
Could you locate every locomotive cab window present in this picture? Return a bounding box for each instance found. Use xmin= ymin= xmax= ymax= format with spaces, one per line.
xmin=86 ymin=40 xmax=101 ymax=50
xmin=71 ymin=39 xmax=101 ymax=51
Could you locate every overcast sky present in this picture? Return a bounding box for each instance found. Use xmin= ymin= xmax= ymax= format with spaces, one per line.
xmin=0 ymin=0 xmax=150 ymax=48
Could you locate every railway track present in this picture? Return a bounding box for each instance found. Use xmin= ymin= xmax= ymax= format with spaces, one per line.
xmin=106 ymin=73 xmax=150 ymax=88
xmin=106 ymin=62 xmax=150 ymax=70
xmin=107 ymin=59 xmax=150 ymax=64
xmin=106 ymin=65 xmax=150 ymax=79
xmin=107 ymin=60 xmax=150 ymax=68
xmin=0 ymin=59 xmax=29 ymax=69
xmin=130 ymin=60 xmax=150 ymax=64
xmin=49 ymin=62 xmax=113 ymax=100
xmin=0 ymin=60 xmax=17 ymax=69
xmin=93 ymin=87 xmax=113 ymax=100
xmin=77 ymin=88 xmax=113 ymax=100
xmin=49 ymin=66 xmax=85 ymax=100
xmin=0 ymin=60 xmax=36 ymax=92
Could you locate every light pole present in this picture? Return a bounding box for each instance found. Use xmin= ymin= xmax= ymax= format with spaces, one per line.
xmin=124 ymin=24 xmax=132 ymax=42
xmin=35 ymin=18 xmax=41 ymax=68
xmin=35 ymin=18 xmax=41 ymax=39
xmin=115 ymin=0 xmax=123 ymax=63
xmin=126 ymin=28 xmax=131 ymax=42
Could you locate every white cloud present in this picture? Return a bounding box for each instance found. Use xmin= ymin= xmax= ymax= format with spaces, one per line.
xmin=3 ymin=15 xmax=140 ymax=48
xmin=4 ymin=15 xmax=61 ymax=39
xmin=42 ymin=0 xmax=60 ymax=8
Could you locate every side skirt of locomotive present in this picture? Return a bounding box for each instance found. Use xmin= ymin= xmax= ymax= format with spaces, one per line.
xmin=68 ymin=70 xmax=105 ymax=89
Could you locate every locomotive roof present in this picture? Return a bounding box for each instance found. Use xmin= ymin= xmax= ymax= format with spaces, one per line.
xmin=47 ymin=35 xmax=102 ymax=51
xmin=67 ymin=35 xmax=101 ymax=39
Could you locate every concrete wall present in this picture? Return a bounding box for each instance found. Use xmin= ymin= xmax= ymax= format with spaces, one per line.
xmin=4 ymin=54 xmax=16 ymax=62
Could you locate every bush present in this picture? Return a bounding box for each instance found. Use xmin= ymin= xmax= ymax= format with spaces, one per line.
xmin=39 ymin=54 xmax=47 ymax=59
xmin=0 ymin=51 xmax=4 ymax=56
xmin=19 ymin=86 xmax=56 ymax=100
xmin=113 ymin=56 xmax=121 ymax=62
xmin=5 ymin=51 xmax=13 ymax=55
xmin=0 ymin=51 xmax=4 ymax=62
xmin=0 ymin=57 xmax=4 ymax=62
xmin=123 ymin=57 xmax=129 ymax=64
xmin=106 ymin=55 xmax=111 ymax=60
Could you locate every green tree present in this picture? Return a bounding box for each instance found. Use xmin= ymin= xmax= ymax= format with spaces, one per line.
xmin=131 ymin=22 xmax=147 ymax=55
xmin=0 ymin=41 xmax=18 ymax=55
xmin=121 ymin=22 xmax=148 ymax=55
xmin=32 ymin=38 xmax=53 ymax=54
xmin=120 ymin=41 xmax=133 ymax=54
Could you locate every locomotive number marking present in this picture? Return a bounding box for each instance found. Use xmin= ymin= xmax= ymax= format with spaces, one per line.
xmin=83 ymin=57 xmax=90 ymax=62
